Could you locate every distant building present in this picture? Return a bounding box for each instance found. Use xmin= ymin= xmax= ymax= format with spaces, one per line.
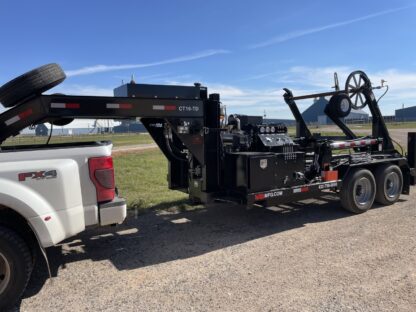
xmin=395 ymin=106 xmax=416 ymax=121
xmin=35 ymin=124 xmax=48 ymax=136
xmin=264 ymin=118 xmax=296 ymax=126
xmin=22 ymin=127 xmax=103 ymax=136
xmin=302 ymin=97 xmax=329 ymax=123
xmin=302 ymin=96 xmax=369 ymax=125
xmin=113 ymin=120 xmax=147 ymax=133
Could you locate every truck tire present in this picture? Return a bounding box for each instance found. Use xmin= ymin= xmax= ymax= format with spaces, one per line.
xmin=374 ymin=164 xmax=403 ymax=205
xmin=0 ymin=63 xmax=66 ymax=107
xmin=340 ymin=168 xmax=376 ymax=213
xmin=0 ymin=226 xmax=33 ymax=310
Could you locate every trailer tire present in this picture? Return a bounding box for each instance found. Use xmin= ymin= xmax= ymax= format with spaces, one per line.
xmin=189 ymin=196 xmax=202 ymax=205
xmin=340 ymin=168 xmax=376 ymax=213
xmin=374 ymin=164 xmax=403 ymax=205
xmin=0 ymin=226 xmax=33 ymax=310
xmin=0 ymin=63 xmax=66 ymax=107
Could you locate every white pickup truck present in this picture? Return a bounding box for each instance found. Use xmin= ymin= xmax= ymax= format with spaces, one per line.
xmin=0 ymin=65 xmax=127 ymax=309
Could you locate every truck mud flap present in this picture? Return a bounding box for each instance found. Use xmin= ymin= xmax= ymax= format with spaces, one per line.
xmin=408 ymin=132 xmax=416 ymax=185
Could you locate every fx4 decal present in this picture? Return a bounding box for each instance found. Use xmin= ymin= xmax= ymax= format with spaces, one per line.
xmin=18 ymin=170 xmax=57 ymax=182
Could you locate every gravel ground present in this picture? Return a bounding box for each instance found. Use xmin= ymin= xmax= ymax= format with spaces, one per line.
xmin=362 ymin=128 xmax=414 ymax=148
xmin=13 ymin=191 xmax=416 ymax=312
xmin=388 ymin=129 xmax=416 ymax=148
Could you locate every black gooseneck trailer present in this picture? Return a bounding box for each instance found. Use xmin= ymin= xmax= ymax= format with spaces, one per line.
xmin=0 ymin=64 xmax=415 ymax=213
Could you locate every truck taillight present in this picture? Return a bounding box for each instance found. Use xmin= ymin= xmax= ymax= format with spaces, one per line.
xmin=88 ymin=156 xmax=115 ymax=203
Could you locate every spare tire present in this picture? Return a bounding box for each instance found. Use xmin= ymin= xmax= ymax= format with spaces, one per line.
xmin=327 ymin=93 xmax=352 ymax=118
xmin=0 ymin=63 xmax=66 ymax=107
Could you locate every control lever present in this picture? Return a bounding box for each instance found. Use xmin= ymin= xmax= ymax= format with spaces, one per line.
xmin=332 ymin=72 xmax=340 ymax=91
xmin=372 ymin=79 xmax=388 ymax=90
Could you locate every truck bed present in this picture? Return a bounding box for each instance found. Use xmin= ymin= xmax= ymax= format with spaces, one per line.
xmin=0 ymin=140 xmax=112 ymax=152
xmin=0 ymin=140 xmax=114 ymax=228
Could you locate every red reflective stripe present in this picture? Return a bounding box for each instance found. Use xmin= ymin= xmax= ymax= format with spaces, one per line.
xmin=165 ymin=105 xmax=176 ymax=111
xmin=119 ymin=103 xmax=132 ymax=109
xmin=332 ymin=139 xmax=381 ymax=149
xmin=255 ymin=193 xmax=265 ymax=201
xmin=18 ymin=108 xmax=33 ymax=119
xmin=301 ymin=187 xmax=309 ymax=192
xmin=51 ymin=103 xmax=80 ymax=109
xmin=66 ymin=103 xmax=80 ymax=109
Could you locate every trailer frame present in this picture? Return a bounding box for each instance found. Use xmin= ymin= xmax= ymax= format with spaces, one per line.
xmin=0 ymin=71 xmax=415 ymax=210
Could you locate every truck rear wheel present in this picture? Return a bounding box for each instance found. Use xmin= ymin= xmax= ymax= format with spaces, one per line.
xmin=0 ymin=226 xmax=33 ymax=310
xmin=0 ymin=63 xmax=66 ymax=107
xmin=340 ymin=168 xmax=376 ymax=213
xmin=374 ymin=164 xmax=403 ymax=205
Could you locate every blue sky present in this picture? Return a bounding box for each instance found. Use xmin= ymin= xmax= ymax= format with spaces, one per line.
xmin=1 ymin=0 xmax=416 ymax=124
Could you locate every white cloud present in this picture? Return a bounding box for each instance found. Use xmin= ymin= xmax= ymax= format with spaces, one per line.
xmin=208 ymin=83 xmax=316 ymax=117
xmin=48 ymin=66 xmax=416 ymax=123
xmin=208 ymin=67 xmax=416 ymax=117
xmin=45 ymin=84 xmax=113 ymax=128
xmin=65 ymin=49 xmax=230 ymax=77
xmin=250 ymin=5 xmax=414 ymax=49
xmin=259 ymin=66 xmax=416 ymax=115
xmin=48 ymin=84 xmax=113 ymax=96
xmin=276 ymin=66 xmax=352 ymax=88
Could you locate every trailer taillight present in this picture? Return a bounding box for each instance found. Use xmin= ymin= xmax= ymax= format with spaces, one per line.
xmin=88 ymin=156 xmax=115 ymax=203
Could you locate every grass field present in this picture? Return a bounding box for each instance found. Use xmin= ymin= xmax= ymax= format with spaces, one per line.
xmin=3 ymin=122 xmax=415 ymax=147
xmin=289 ymin=122 xmax=416 ymax=133
xmin=113 ymin=149 xmax=192 ymax=213
xmin=2 ymin=133 xmax=154 ymax=147
xmin=348 ymin=121 xmax=416 ymax=130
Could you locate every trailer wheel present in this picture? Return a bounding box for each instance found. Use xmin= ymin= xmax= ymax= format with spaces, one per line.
xmin=340 ymin=168 xmax=376 ymax=213
xmin=0 ymin=226 xmax=33 ymax=310
xmin=189 ymin=196 xmax=202 ymax=205
xmin=0 ymin=63 xmax=66 ymax=107
xmin=374 ymin=164 xmax=403 ymax=205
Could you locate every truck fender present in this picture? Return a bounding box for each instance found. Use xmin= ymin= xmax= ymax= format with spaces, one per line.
xmin=0 ymin=178 xmax=67 ymax=247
